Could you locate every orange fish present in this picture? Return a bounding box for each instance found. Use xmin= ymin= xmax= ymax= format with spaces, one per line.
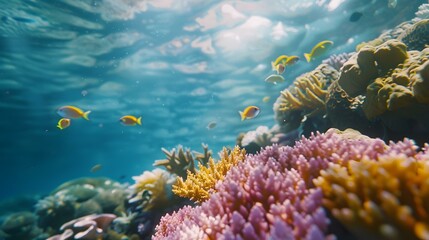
xmin=120 ymin=115 xmax=142 ymax=126
xmin=57 ymin=106 xmax=91 ymax=120
xmin=239 ymin=106 xmax=260 ymax=121
xmin=57 ymin=118 xmax=71 ymax=130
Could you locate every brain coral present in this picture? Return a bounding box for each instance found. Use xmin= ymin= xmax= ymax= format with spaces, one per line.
xmin=314 ymin=145 xmax=429 ymax=240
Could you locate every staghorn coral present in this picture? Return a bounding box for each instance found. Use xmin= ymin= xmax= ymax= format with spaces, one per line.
xmin=156 ymin=128 xmax=409 ymax=239
xmin=314 ymin=151 xmax=429 ymax=240
xmin=153 ymin=144 xmax=212 ymax=179
xmin=129 ymin=168 xmax=176 ymax=211
xmin=172 ymin=146 xmax=246 ymax=203
xmin=155 ymin=153 xmax=331 ymax=240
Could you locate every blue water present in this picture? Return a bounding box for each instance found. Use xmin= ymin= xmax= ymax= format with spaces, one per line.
xmin=0 ymin=0 xmax=425 ymax=200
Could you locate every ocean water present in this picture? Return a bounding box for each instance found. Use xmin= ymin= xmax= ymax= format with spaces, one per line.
xmin=0 ymin=0 xmax=427 ymax=238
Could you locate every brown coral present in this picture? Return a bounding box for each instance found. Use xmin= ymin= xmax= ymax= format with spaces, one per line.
xmin=172 ymin=146 xmax=246 ymax=203
xmin=398 ymin=19 xmax=429 ymax=51
xmin=314 ymin=154 xmax=429 ymax=240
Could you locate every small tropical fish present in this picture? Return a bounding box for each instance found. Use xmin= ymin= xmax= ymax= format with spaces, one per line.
xmin=120 ymin=115 xmax=142 ymax=126
xmin=239 ymin=106 xmax=260 ymax=121
xmin=284 ymin=55 xmax=300 ymax=66
xmin=262 ymin=96 xmax=270 ymax=103
xmin=349 ymin=12 xmax=363 ymax=22
xmin=265 ymin=74 xmax=285 ymax=85
xmin=388 ymin=0 xmax=397 ymax=8
xmin=304 ymin=40 xmax=334 ymax=62
xmin=57 ymin=118 xmax=71 ymax=130
xmin=207 ymin=121 xmax=217 ymax=129
xmin=57 ymin=106 xmax=91 ymax=120
xmin=272 ymin=55 xmax=289 ymax=66
xmin=90 ymin=164 xmax=102 ymax=173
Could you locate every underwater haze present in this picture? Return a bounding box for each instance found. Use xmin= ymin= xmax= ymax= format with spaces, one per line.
xmin=0 ymin=0 xmax=426 ymax=209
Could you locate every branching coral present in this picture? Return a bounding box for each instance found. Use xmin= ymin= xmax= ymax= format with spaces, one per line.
xmin=314 ymin=151 xmax=429 ymax=240
xmin=277 ymin=64 xmax=338 ymax=118
xmin=129 ymin=168 xmax=176 ymax=211
xmin=153 ymin=144 xmax=212 ymax=179
xmin=155 ymin=148 xmax=331 ymax=239
xmin=155 ymin=128 xmax=403 ymax=239
xmin=172 ymin=146 xmax=246 ymax=203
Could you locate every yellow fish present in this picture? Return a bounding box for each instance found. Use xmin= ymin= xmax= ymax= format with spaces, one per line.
xmin=272 ymin=55 xmax=289 ymax=66
xmin=262 ymin=96 xmax=270 ymax=103
xmin=57 ymin=106 xmax=91 ymax=120
xmin=57 ymin=118 xmax=71 ymax=130
xmin=239 ymin=106 xmax=260 ymax=121
xmin=284 ymin=55 xmax=299 ymax=65
xmin=304 ymin=40 xmax=334 ymax=62
xmin=120 ymin=115 xmax=142 ymax=126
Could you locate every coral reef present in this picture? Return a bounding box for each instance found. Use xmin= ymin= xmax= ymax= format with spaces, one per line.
xmin=414 ymin=3 xmax=429 ymax=22
xmin=398 ymin=19 xmax=429 ymax=51
xmin=47 ymin=214 xmax=117 ymax=240
xmin=34 ymin=177 xmax=128 ymax=234
xmin=0 ymin=211 xmax=45 ymax=240
xmin=129 ymin=168 xmax=176 ymax=211
xmin=155 ymin=129 xmax=429 ymax=240
xmin=154 ymin=145 xmax=332 ymax=240
xmin=172 ymin=146 xmax=246 ymax=203
xmin=153 ymin=144 xmax=212 ymax=179
xmin=327 ymin=39 xmax=429 ymax=143
xmin=322 ymin=52 xmax=354 ymax=71
xmin=314 ymin=149 xmax=429 ymax=240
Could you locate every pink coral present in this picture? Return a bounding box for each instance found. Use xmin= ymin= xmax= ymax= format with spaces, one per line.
xmin=154 ymin=143 xmax=334 ymax=239
xmin=154 ymin=128 xmax=427 ymax=240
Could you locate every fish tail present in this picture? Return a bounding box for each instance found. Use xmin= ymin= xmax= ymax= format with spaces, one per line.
xmin=137 ymin=117 xmax=142 ymax=125
xmin=83 ymin=111 xmax=91 ymax=120
xmin=239 ymin=111 xmax=245 ymax=121
xmin=304 ymin=53 xmax=312 ymax=62
xmin=57 ymin=124 xmax=63 ymax=130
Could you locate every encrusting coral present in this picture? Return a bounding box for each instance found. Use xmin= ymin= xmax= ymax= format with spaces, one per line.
xmin=153 ymin=144 xmax=212 ymax=179
xmin=172 ymin=146 xmax=246 ymax=203
xmin=314 ymin=146 xmax=429 ymax=240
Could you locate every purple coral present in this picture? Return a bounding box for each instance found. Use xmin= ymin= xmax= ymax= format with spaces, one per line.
xmin=154 ymin=128 xmax=426 ymax=239
xmin=322 ymin=52 xmax=354 ymax=71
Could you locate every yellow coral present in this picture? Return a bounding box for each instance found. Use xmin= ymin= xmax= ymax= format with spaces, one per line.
xmin=172 ymin=146 xmax=246 ymax=203
xmin=278 ymin=64 xmax=337 ymax=118
xmin=314 ymin=156 xmax=429 ymax=240
xmin=131 ymin=168 xmax=175 ymax=211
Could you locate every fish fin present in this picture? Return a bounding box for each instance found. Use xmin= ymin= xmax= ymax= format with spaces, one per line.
xmin=137 ymin=117 xmax=142 ymax=125
xmin=83 ymin=111 xmax=91 ymax=120
xmin=57 ymin=124 xmax=63 ymax=130
xmin=304 ymin=53 xmax=312 ymax=62
xmin=238 ymin=111 xmax=245 ymax=121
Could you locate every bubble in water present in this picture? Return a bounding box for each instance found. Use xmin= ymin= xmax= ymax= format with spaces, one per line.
xmin=81 ymin=90 xmax=88 ymax=96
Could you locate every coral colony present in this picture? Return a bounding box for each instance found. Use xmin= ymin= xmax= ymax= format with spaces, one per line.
xmin=2 ymin=4 xmax=429 ymax=240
